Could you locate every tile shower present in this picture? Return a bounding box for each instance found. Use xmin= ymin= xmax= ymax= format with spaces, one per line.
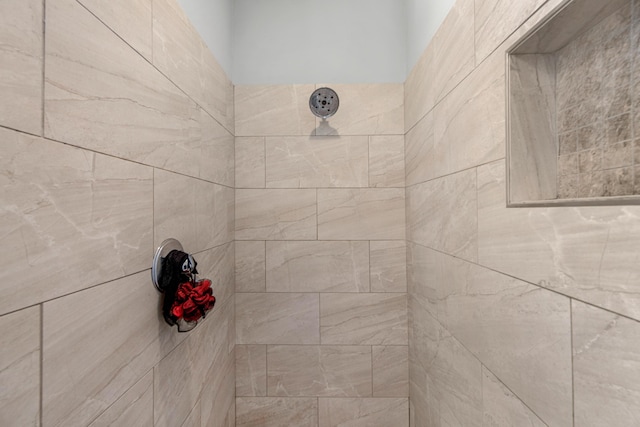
xmin=1 ymin=1 xmax=640 ymax=427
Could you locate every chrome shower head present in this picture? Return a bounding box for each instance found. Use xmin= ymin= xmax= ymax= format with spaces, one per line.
xmin=309 ymin=87 xmax=339 ymax=119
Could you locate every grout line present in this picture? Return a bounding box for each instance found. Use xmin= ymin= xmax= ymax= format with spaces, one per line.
xmin=39 ymin=303 xmax=44 ymax=427
xmin=570 ymin=298 xmax=576 ymax=427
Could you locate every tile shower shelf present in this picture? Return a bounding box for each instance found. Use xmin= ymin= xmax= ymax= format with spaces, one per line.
xmin=506 ymin=0 xmax=640 ymax=207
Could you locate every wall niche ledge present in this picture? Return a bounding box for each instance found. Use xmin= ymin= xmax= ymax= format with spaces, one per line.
xmin=507 ymin=0 xmax=640 ymax=207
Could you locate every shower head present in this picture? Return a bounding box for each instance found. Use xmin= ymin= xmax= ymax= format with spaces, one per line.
xmin=309 ymin=87 xmax=339 ymax=119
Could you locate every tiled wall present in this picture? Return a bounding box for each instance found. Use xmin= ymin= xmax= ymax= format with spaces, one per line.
xmin=556 ymin=1 xmax=640 ymax=198
xmin=0 ymin=0 xmax=235 ymax=426
xmin=234 ymin=84 xmax=409 ymax=427
xmin=406 ymin=0 xmax=640 ymax=426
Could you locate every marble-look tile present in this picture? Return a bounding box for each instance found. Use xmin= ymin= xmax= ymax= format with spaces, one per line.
xmin=78 ymin=0 xmax=152 ymax=60
xmin=236 ymin=345 xmax=267 ymax=397
xmin=266 ymin=136 xmax=368 ymax=188
xmin=236 ymin=293 xmax=319 ymax=344
xmin=405 ymin=111 xmax=449 ymax=185
xmin=267 ymin=345 xmax=372 ymax=397
xmin=180 ymin=401 xmax=201 ymax=427
xmin=88 ymin=371 xmax=153 ymax=427
xmin=432 ymin=0 xmax=475 ymax=103
xmin=200 ymin=343 xmax=235 ymax=427
xmin=372 ymin=346 xmax=409 ymax=397
xmin=475 ymin=0 xmax=547 ymax=64
xmin=236 ymin=241 xmax=266 ymax=293
xmin=478 ymin=160 xmax=640 ymax=322
xmin=235 ymin=85 xmax=316 ymax=136
xmin=573 ymin=300 xmax=640 ymax=426
xmin=602 ymin=140 xmax=633 ymax=169
xmin=195 ymin=242 xmax=235 ymax=306
xmin=0 ymin=129 xmax=152 ymax=315
xmin=405 ymin=43 xmax=435 ymax=132
xmin=212 ymin=184 xmax=235 ymax=247
xmin=0 ymin=307 xmax=40 ymax=427
xmin=603 ymin=167 xmax=634 ymax=196
xmin=198 ymin=108 xmax=235 ymax=186
xmin=421 ymin=247 xmax=572 ymax=426
xmin=407 ymin=242 xmax=439 ymax=322
xmin=370 ymin=241 xmax=407 ymax=293
xmin=43 ymin=272 xmax=183 ymax=427
xmin=434 ymin=46 xmax=505 ymax=175
xmin=320 ymin=293 xmax=407 ymax=345
xmin=315 ymin=84 xmax=404 ymax=136
xmin=318 ymin=398 xmax=408 ymax=427
xmin=482 ymin=368 xmax=546 ymax=427
xmin=406 ymin=168 xmax=477 ymax=261
xmin=152 ymin=0 xmax=233 ymax=131
xmin=236 ymin=398 xmax=318 ymax=427
xmin=369 ymin=135 xmax=405 ymax=187
xmin=154 ymin=170 xmax=230 ymax=253
xmin=235 ymin=189 xmax=317 ymax=240
xmin=236 ymin=137 xmax=265 ymax=189
xmin=266 ymin=241 xmax=369 ymax=292
xmin=0 ymin=0 xmax=42 ymax=135
xmin=318 ymin=189 xmax=405 ymax=240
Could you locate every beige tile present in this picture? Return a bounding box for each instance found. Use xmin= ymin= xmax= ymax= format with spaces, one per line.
xmin=235 ymin=85 xmax=316 ymax=136
xmin=369 ymin=135 xmax=405 ymax=187
xmin=318 ymin=398 xmax=408 ymax=427
xmin=199 ymin=108 xmax=235 ymax=186
xmin=236 ymin=345 xmax=267 ymax=397
xmin=154 ymin=170 xmax=230 ymax=253
xmin=602 ymin=140 xmax=633 ymax=169
xmin=407 ymin=242 xmax=439 ymax=322
xmin=267 ymin=345 xmax=372 ymax=397
xmin=405 ymin=111 xmax=449 ymax=185
xmin=0 ymin=129 xmax=152 ymax=316
xmin=0 ymin=307 xmax=40 ymax=427
xmin=406 ymin=168 xmax=477 ymax=261
xmin=315 ymin=84 xmax=404 ymax=136
xmin=432 ymin=0 xmax=475 ymax=103
xmin=370 ymin=241 xmax=407 ymax=293
xmin=236 ymin=397 xmax=318 ymax=427
xmin=236 ymin=241 xmax=266 ymax=293
xmin=236 ymin=189 xmax=317 ymax=240
xmin=318 ymin=189 xmax=405 ymax=240
xmin=478 ymin=159 xmax=640 ymax=322
xmin=405 ymin=43 xmax=435 ymax=132
xmin=236 ymin=137 xmax=265 ymax=189
xmin=573 ymin=300 xmax=640 ymax=426
xmin=482 ymin=368 xmax=546 ymax=427
xmin=603 ymin=167 xmax=634 ymax=196
xmin=152 ymin=0 xmax=233 ymax=131
xmin=42 ymin=272 xmax=182 ymax=427
xmin=0 ymin=0 xmax=42 ymax=135
xmin=320 ymin=293 xmax=407 ymax=345
xmin=88 ymin=371 xmax=153 ymax=427
xmin=266 ymin=241 xmax=369 ymax=292
xmin=266 ymin=136 xmax=368 ymax=188
xmin=200 ymin=343 xmax=235 ymax=427
xmin=421 ymin=248 xmax=572 ymax=426
xmin=475 ymin=0 xmax=547 ymax=64
xmin=236 ymin=293 xmax=319 ymax=344
xmin=196 ymin=242 xmax=235 ymax=306
xmin=78 ymin=0 xmax=152 ymax=60
xmin=179 ymin=401 xmax=201 ymax=427
xmin=372 ymin=346 xmax=409 ymax=397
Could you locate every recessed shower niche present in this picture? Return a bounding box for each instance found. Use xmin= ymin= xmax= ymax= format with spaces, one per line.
xmin=507 ymin=0 xmax=640 ymax=206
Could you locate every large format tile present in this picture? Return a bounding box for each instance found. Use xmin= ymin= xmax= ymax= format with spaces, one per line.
xmin=0 ymin=129 xmax=152 ymax=315
xmin=236 ymin=397 xmax=318 ymax=427
xmin=320 ymin=293 xmax=407 ymax=345
xmin=318 ymin=189 xmax=405 ymax=240
xmin=318 ymin=398 xmax=408 ymax=427
xmin=200 ymin=342 xmax=235 ymax=427
xmin=236 ymin=241 xmax=266 ymax=293
xmin=235 ymin=85 xmax=316 ymax=136
xmin=236 ymin=137 xmax=265 ymax=189
xmin=405 ymin=111 xmax=449 ymax=185
xmin=573 ymin=300 xmax=640 ymax=426
xmin=369 ymin=135 xmax=405 ymax=187
xmin=0 ymin=0 xmax=42 ymax=135
xmin=78 ymin=0 xmax=152 ymax=60
xmin=372 ymin=346 xmax=409 ymax=397
xmin=42 ymin=271 xmax=181 ymax=427
xmin=236 ymin=293 xmax=320 ymax=344
xmin=45 ymin=0 xmax=217 ymax=180
xmin=88 ymin=371 xmax=153 ymax=427
xmin=315 ymin=84 xmax=404 ymax=136
xmin=236 ymin=345 xmax=267 ymax=397
xmin=478 ymin=160 xmax=640 ymax=322
xmin=266 ymin=136 xmax=368 ymax=188
xmin=482 ymin=368 xmax=546 ymax=427
xmin=236 ymin=189 xmax=317 ymax=240
xmin=0 ymin=307 xmax=40 ymax=427
xmin=152 ymin=0 xmax=233 ymax=131
xmin=405 ymin=43 xmax=435 ymax=132
xmin=406 ymin=168 xmax=477 ymax=261
xmin=421 ymin=248 xmax=572 ymax=426
xmin=196 ymin=242 xmax=235 ymax=306
xmin=370 ymin=241 xmax=407 ymax=293
xmin=267 ymin=345 xmax=372 ymax=397
xmin=266 ymin=241 xmax=369 ymax=292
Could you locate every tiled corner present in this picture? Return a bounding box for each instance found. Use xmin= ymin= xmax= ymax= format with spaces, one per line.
xmin=372 ymin=346 xmax=409 ymax=397
xmin=369 ymin=135 xmax=405 ymax=188
xmin=370 ymin=241 xmax=407 ymax=293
